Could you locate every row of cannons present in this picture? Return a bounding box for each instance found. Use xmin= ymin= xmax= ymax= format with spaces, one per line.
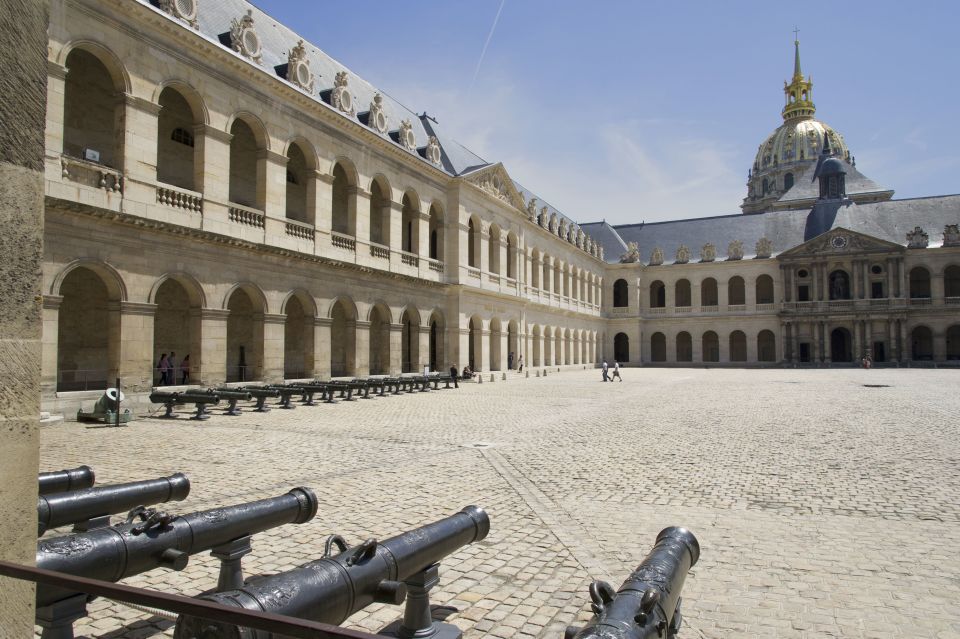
xmin=149 ymin=373 xmax=459 ymax=420
xmin=36 ymin=465 xmax=700 ymax=639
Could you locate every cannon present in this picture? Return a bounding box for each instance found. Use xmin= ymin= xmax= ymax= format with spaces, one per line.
xmin=35 ymin=487 xmax=319 ymax=639
xmin=240 ymin=386 xmax=280 ymax=412
xmin=38 ymin=472 xmax=190 ymax=535
xmin=174 ymin=505 xmax=490 ymax=639
xmin=150 ymin=390 xmax=221 ymax=420
xmin=565 ymin=527 xmax=700 ymax=639
xmin=209 ymin=388 xmax=253 ymax=415
xmin=38 ymin=466 xmax=96 ymax=495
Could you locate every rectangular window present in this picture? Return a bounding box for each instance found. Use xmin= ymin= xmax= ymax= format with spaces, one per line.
xmin=871 ymin=281 xmax=884 ymax=298
xmin=799 ymin=343 xmax=811 ymax=362
xmin=798 ymin=285 xmax=810 ymax=302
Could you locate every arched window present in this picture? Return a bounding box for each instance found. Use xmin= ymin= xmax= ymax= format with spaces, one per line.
xmin=756 ymin=274 xmax=775 ymax=304
xmin=64 ymin=49 xmax=122 ymax=169
xmin=945 ymin=265 xmax=960 ymax=298
xmin=467 ymin=218 xmax=479 ymax=268
xmin=613 ymin=279 xmax=629 ymax=307
xmin=285 ymin=142 xmax=310 ymax=224
xmin=651 ymin=333 xmax=666 ymax=362
xmin=700 ymin=278 xmax=718 ymax=307
xmin=784 ymin=172 xmax=794 ymax=191
xmin=758 ymin=330 xmax=776 ymax=362
xmin=649 ymin=281 xmax=665 ymax=308
xmin=331 ymin=162 xmax=353 ymax=236
xmin=728 ymin=276 xmax=746 ymax=305
xmin=675 ymin=279 xmax=691 ymax=307
xmin=429 ymin=203 xmax=444 ymax=262
xmin=488 ymin=225 xmax=501 ymax=274
xmin=729 ymin=331 xmax=747 ymax=362
xmin=401 ymin=193 xmax=419 ymax=254
xmin=506 ymin=234 xmax=517 ymax=279
xmin=911 ymin=326 xmax=934 ymax=361
xmin=614 ymin=333 xmax=629 ymax=363
xmin=157 ymin=86 xmax=199 ymax=190
xmin=909 ymin=267 xmax=931 ymax=298
xmin=369 ymin=178 xmax=391 ymax=247
xmin=702 ymin=331 xmax=719 ymax=362
xmin=229 ymin=118 xmax=262 ymax=209
xmin=676 ymin=332 xmax=692 ymax=362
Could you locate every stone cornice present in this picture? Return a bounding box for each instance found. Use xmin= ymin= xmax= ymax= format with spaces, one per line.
xmin=45 ymin=196 xmax=447 ymax=290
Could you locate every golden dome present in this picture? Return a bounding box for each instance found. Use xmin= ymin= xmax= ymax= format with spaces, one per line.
xmin=742 ymin=40 xmax=852 ymax=214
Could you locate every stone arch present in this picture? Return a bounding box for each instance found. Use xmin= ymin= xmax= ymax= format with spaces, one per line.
xmin=152 ymin=80 xmax=209 ymax=124
xmin=225 ymin=111 xmax=270 ymax=150
xmin=468 ymin=315 xmax=484 ymax=371
xmin=675 ymin=279 xmax=692 ymax=307
xmin=428 ymin=201 xmax=444 ymax=262
xmin=55 ymin=265 xmax=126 ymax=391
xmin=944 ymin=264 xmax=960 ymax=298
xmin=53 ymin=259 xmax=127 ymax=301
xmin=650 ymin=332 xmax=666 ymax=362
xmin=702 ymin=331 xmax=719 ymax=362
xmin=329 ymin=296 xmax=358 ymax=377
xmin=401 ymin=190 xmax=421 ymax=255
xmin=225 ymin=284 xmax=267 ymax=382
xmin=507 ymin=319 xmax=520 ymax=368
xmin=285 ymin=138 xmax=317 ymax=224
xmin=489 ymin=316 xmax=503 ymax=371
xmin=728 ymin=276 xmax=746 ymax=306
xmin=531 ymin=248 xmax=542 ymax=288
xmin=151 ymin=273 xmax=205 ymax=385
xmin=756 ymin=274 xmax=775 ymax=304
xmin=649 ymin=280 xmax=666 ymax=308
xmin=543 ymin=326 xmax=553 ymax=367
xmin=58 ymin=40 xmax=131 ymax=93
xmin=467 ymin=215 xmax=481 ymax=268
xmin=910 ymin=325 xmax=934 ymax=361
xmin=400 ymin=305 xmax=422 ymax=373
xmin=613 ymin=279 xmax=629 ymax=307
xmin=758 ymin=329 xmax=777 ymax=362
xmin=506 ymin=231 xmax=519 ymax=279
xmin=331 ymin=158 xmax=357 ymax=236
xmin=227 ymin=113 xmax=268 ymax=209
xmin=830 ymin=326 xmax=853 ymax=363
xmin=909 ymin=266 xmax=932 ymax=299
xmin=148 ymin=272 xmax=206 ymax=307
xmin=156 ymin=84 xmax=206 ymax=191
xmin=676 ymin=331 xmax=693 ymax=362
xmin=614 ymin=332 xmax=629 ymax=363
xmin=428 ymin=309 xmax=445 ymax=371
xmin=541 ymin=254 xmax=552 ymax=293
xmin=531 ymin=324 xmax=542 ymax=367
xmin=828 ymin=269 xmax=851 ymax=300
xmin=701 ymin=278 xmax=718 ymax=306
xmin=729 ymin=330 xmax=748 ymax=362
xmin=283 ymin=289 xmax=317 ymax=379
xmin=368 ymin=174 xmax=392 ymax=247
xmin=368 ymin=302 xmax=392 ymax=374
xmin=63 ymin=45 xmax=128 ymax=169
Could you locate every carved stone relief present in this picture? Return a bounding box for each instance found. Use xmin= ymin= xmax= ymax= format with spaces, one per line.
xmin=286 ymin=39 xmax=314 ymax=92
xmin=425 ymin=136 xmax=442 ymax=165
xmin=230 ymin=10 xmax=262 ymax=64
xmin=675 ymin=245 xmax=690 ymax=264
xmin=331 ymin=71 xmax=354 ymax=115
xmin=701 ymin=243 xmax=716 ymax=262
xmin=649 ymin=247 xmax=663 ymax=266
xmin=398 ymin=119 xmax=417 ymax=151
xmin=159 ymin=0 xmax=198 ymax=28
xmin=727 ymin=239 xmax=744 ymax=260
xmin=756 ymin=237 xmax=773 ymax=258
xmin=943 ymin=224 xmax=960 ymax=247
xmin=368 ymin=93 xmax=388 ymax=134
xmin=619 ymin=242 xmax=641 ymax=263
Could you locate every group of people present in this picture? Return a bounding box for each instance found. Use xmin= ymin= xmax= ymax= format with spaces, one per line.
xmin=156 ymin=352 xmax=189 ymax=385
xmin=601 ymin=360 xmax=622 ymax=382
xmin=507 ymin=351 xmax=524 ymax=372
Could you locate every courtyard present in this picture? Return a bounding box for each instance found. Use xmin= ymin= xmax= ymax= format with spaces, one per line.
xmin=39 ymin=368 xmax=960 ymax=638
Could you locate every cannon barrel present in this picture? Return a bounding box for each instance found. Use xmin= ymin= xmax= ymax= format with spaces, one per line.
xmin=38 ymin=466 xmax=95 ymax=495
xmin=174 ymin=505 xmax=490 ymax=638
xmin=37 ymin=473 xmax=191 ymax=535
xmin=36 ymin=487 xmax=319 ymax=608
xmin=568 ymin=527 xmax=700 ymax=639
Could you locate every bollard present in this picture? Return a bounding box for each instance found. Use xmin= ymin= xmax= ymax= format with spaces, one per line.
xmin=526 ymin=370 xmax=529 ymax=378
xmin=478 ymin=375 xmax=482 ymax=384
xmin=502 ymin=373 xmax=506 ymax=381
xmin=489 ymin=373 xmax=495 ymax=383
xmin=535 ymin=370 xmax=540 ymax=377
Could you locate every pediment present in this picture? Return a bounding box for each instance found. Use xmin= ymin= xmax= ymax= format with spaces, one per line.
xmin=778 ymin=227 xmax=904 ymax=258
xmin=461 ymin=163 xmax=526 ymax=211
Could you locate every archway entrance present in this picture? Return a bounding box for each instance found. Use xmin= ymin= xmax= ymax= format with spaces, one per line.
xmin=429 ymin=312 xmax=444 ymax=371
xmin=369 ymin=305 xmax=391 ymax=375
xmin=830 ymin=327 xmax=853 ymax=363
xmin=57 ymin=267 xmax=118 ymax=391
xmin=614 ymin=332 xmax=629 ymax=363
xmin=226 ymin=288 xmax=264 ymax=382
xmin=401 ymin=308 xmax=419 ymax=373
xmin=154 ymin=278 xmax=200 ymax=385
xmin=911 ymin=326 xmax=933 ymax=361
xmin=284 ymin=295 xmax=314 ymax=379
xmin=468 ymin=316 xmax=482 ymax=371
xmin=330 ymin=299 xmax=356 ymax=377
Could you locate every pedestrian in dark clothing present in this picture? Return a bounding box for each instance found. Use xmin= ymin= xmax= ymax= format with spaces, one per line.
xmin=449 ymin=364 xmax=459 ymax=388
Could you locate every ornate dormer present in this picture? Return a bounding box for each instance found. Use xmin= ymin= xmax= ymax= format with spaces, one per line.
xmin=619 ymin=242 xmax=641 ymax=263
xmin=650 ymin=247 xmax=664 ymax=266
xmin=727 ymin=240 xmax=744 ymax=260
xmin=229 ymin=10 xmax=262 ymax=64
xmin=756 ymin=237 xmax=773 ymax=258
xmin=782 ymin=38 xmax=815 ymax=122
xmin=368 ymin=93 xmax=388 ymax=134
xmin=425 ymin=136 xmax=442 ymax=165
xmin=944 ymin=224 xmax=960 ymax=247
xmin=158 ymin=0 xmax=198 ymax=29
xmin=907 ymin=226 xmax=929 ymax=249
xmin=331 ymin=71 xmax=354 ymax=115
xmin=286 ymin=40 xmax=314 ymax=93
xmin=397 ymin=119 xmax=417 ymax=151
xmin=675 ymin=245 xmax=690 ymax=264
xmin=701 ymin=243 xmax=716 ymax=262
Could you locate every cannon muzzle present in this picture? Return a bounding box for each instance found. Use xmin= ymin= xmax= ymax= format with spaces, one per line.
xmin=37 ymin=473 xmax=191 ymax=535
xmin=38 ymin=465 xmax=96 ymax=495
xmin=174 ymin=505 xmax=490 ymax=638
xmin=567 ymin=527 xmax=699 ymax=639
xmin=36 ymin=487 xmax=319 ymax=608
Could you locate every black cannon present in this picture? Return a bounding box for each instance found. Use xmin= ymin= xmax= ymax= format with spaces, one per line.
xmin=209 ymin=388 xmax=253 ymax=415
xmin=35 ymin=487 xmax=319 ymax=639
xmin=565 ymin=527 xmax=700 ymax=639
xmin=38 ymin=466 xmax=96 ymax=495
xmin=150 ymin=390 xmax=221 ymax=420
xmin=174 ymin=505 xmax=490 ymax=639
xmin=240 ymin=386 xmax=280 ymax=412
xmin=38 ymin=472 xmax=190 ymax=535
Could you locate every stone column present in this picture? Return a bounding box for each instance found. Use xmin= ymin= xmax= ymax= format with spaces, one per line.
xmin=782 ymin=265 xmax=793 ymax=303
xmin=196 ymin=309 xmax=228 ymax=385
xmin=45 ymin=61 xmax=67 ymax=155
xmin=40 ymin=296 xmax=62 ymax=395
xmin=887 ymin=319 xmax=897 ymax=363
xmin=353 ymin=320 xmax=370 ymax=376
xmin=313 ymin=171 xmax=334 ymax=240
xmin=389 ymin=323 xmax=404 ymax=375
xmin=897 ymin=258 xmax=907 ymax=299
xmin=899 ymin=320 xmax=909 ymax=363
xmin=261 ymin=313 xmax=286 ymax=383
xmin=120 ymin=93 xmax=162 ymax=202
xmin=195 ymin=125 xmax=232 ymax=230
xmin=853 ymin=321 xmax=862 ymax=359
xmin=352 ymin=187 xmax=369 ymax=242
xmin=886 ymin=258 xmax=896 ymax=298
xmin=117 ymin=302 xmax=157 ymax=393
xmin=418 ymin=326 xmax=432 ymax=372
xmin=261 ymin=150 xmax=288 ymax=240
xmin=418 ymin=211 xmax=431 ymax=260
xmin=691 ymin=279 xmax=702 ymax=309
xmin=932 ymin=273 xmax=945 ymax=305
xmin=458 ymin=327 xmax=470 ymax=369
xmin=313 ymin=317 xmax=332 ymax=379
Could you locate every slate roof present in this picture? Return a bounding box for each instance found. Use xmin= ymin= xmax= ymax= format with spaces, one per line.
xmin=776 ymin=158 xmax=893 ymax=207
xmin=142 ymin=0 xmax=586 ymax=235
xmin=590 ymin=195 xmax=960 ymax=264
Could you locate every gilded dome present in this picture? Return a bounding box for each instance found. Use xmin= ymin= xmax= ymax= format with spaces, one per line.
xmin=741 ymin=40 xmax=852 ymax=214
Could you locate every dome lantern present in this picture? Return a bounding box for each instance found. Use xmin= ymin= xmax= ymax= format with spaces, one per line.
xmin=782 ymin=39 xmax=815 ymax=122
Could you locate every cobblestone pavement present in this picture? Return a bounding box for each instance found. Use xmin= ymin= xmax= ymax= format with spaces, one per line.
xmin=35 ymin=368 xmax=960 ymax=639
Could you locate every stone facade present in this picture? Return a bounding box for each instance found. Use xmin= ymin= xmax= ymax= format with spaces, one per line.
xmin=0 ymin=0 xmax=48 ymax=633
xmin=41 ymin=0 xmax=604 ymax=415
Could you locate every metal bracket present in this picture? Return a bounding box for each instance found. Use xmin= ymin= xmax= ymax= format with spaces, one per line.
xmin=210 ymin=535 xmax=253 ymax=591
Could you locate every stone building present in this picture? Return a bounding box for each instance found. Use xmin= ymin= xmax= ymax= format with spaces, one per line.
xmin=39 ymin=1 xmax=960 ymax=415
xmin=582 ymin=41 xmax=960 ymax=367
xmin=42 ymin=0 xmax=605 ymax=414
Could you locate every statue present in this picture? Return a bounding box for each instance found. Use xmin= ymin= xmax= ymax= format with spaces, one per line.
xmin=619 ymin=242 xmax=641 ymax=264
xmin=906 ymin=226 xmax=929 ymax=249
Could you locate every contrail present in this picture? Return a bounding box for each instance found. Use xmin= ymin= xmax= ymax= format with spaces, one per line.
xmin=468 ymin=0 xmax=506 ymax=94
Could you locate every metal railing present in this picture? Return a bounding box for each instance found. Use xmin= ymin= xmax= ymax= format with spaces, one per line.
xmin=0 ymin=560 xmax=380 ymax=639
xmin=56 ymin=369 xmax=109 ymax=392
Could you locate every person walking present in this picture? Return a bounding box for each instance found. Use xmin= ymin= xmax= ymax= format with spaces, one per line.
xmin=508 ymin=351 xmax=514 ymax=370
xmin=601 ymin=359 xmax=609 ymax=382
xmin=517 ymin=354 xmax=524 ymax=372
xmin=158 ymin=353 xmax=170 ymax=386
xmin=180 ymin=354 xmax=190 ymax=384
xmin=449 ymin=363 xmax=459 ymax=388
xmin=169 ymin=351 xmax=178 ymax=385
xmin=612 ymin=360 xmax=622 ymax=382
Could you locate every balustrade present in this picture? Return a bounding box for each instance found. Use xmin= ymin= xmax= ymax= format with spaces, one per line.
xmin=331 ymin=232 xmax=356 ymax=251
xmin=284 ymin=219 xmax=313 ymax=240
xmin=156 ymin=184 xmax=202 ymax=212
xmin=370 ymin=243 xmax=390 ymax=259
xmin=228 ymin=204 xmax=265 ymax=228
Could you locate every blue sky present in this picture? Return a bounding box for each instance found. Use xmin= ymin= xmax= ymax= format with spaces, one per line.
xmin=253 ymin=1 xmax=959 ymax=224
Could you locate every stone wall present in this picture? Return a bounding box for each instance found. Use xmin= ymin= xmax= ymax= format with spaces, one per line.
xmin=0 ymin=0 xmax=48 ymax=633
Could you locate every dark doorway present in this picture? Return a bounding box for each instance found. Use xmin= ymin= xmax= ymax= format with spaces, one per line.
xmin=798 ymin=342 xmax=811 ymax=363
xmin=614 ymin=332 xmax=629 ymax=362
xmin=872 ymin=341 xmax=886 ymax=363
xmin=830 ymin=328 xmax=852 ymax=363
